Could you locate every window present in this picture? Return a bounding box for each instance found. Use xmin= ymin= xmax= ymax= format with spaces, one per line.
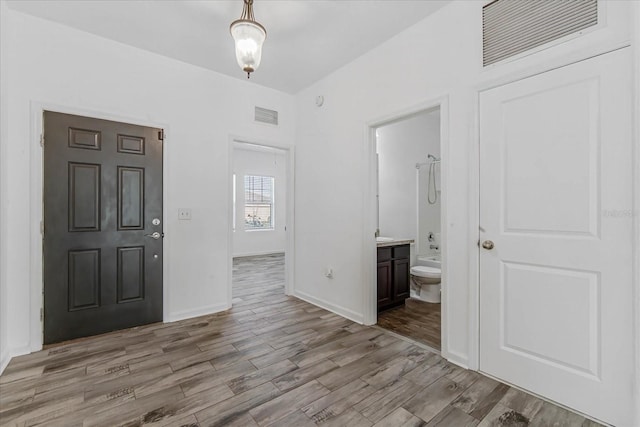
xmin=244 ymin=175 xmax=274 ymax=230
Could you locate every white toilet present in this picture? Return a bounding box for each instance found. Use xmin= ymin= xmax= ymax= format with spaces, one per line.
xmin=410 ymin=257 xmax=441 ymax=303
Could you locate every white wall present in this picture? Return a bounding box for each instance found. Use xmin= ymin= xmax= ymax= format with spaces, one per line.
xmin=233 ymin=145 xmax=287 ymax=257
xmin=377 ymin=109 xmax=440 ymax=260
xmin=293 ymin=0 xmax=634 ymax=372
xmin=0 ymin=1 xmax=10 ymax=373
xmin=0 ymin=7 xmax=294 ymax=369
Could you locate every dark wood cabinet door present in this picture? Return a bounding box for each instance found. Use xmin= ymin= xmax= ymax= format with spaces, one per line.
xmin=43 ymin=111 xmax=163 ymax=344
xmin=377 ymin=261 xmax=393 ymax=308
xmin=394 ymin=258 xmax=410 ymax=300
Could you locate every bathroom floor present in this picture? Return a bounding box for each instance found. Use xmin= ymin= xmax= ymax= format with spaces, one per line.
xmin=377 ymin=298 xmax=441 ymax=350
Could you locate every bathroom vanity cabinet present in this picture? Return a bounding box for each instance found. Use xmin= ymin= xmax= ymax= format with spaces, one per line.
xmin=377 ymin=244 xmax=410 ymax=312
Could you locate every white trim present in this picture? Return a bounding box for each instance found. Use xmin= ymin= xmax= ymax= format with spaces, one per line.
xmin=632 ymin=2 xmax=640 ymax=425
xmin=0 ymin=348 xmax=11 ymax=374
xmin=362 ymin=96 xmax=450 ymax=356
xmin=164 ymin=302 xmax=229 ymax=323
xmin=29 ymin=102 xmax=170 ymax=352
xmin=227 ymin=135 xmax=296 ymax=305
xmin=294 ymin=289 xmax=364 ymax=325
xmin=0 ymin=345 xmax=31 ymax=374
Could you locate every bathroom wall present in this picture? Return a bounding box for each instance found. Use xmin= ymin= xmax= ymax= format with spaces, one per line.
xmin=233 ymin=145 xmax=287 ymax=257
xmin=416 ymin=111 xmax=441 ymax=258
xmin=377 ymin=109 xmax=440 ymax=262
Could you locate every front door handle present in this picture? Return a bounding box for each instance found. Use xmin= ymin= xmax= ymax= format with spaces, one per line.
xmin=482 ymin=240 xmax=494 ymax=250
xmin=145 ymin=232 xmax=161 ymax=240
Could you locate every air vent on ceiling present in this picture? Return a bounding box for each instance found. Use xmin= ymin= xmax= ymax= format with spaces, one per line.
xmin=482 ymin=0 xmax=598 ymax=67
xmin=255 ymin=106 xmax=279 ymax=126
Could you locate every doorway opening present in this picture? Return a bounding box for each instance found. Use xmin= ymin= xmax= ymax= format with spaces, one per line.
xmin=367 ymin=103 xmax=445 ymax=352
xmin=229 ymin=140 xmax=293 ymax=309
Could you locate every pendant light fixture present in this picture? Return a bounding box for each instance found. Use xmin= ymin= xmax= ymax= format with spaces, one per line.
xmin=230 ymin=0 xmax=266 ymax=79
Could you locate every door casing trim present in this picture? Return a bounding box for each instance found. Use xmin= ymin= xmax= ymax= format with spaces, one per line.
xmin=30 ymin=102 xmax=170 ymax=351
xmin=362 ymin=95 xmax=451 ymax=359
xmin=227 ymin=135 xmax=296 ymax=308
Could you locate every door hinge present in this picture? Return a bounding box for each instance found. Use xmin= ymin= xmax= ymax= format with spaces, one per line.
xmin=40 ymin=220 xmax=44 ymax=237
xmin=40 ymin=308 xmax=43 ymax=322
xmin=40 ymin=134 xmax=44 ymax=147
xmin=158 ymin=129 xmax=164 ymax=141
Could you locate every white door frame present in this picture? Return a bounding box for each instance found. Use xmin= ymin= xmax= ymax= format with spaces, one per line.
xmin=227 ymin=136 xmax=295 ymax=307
xmin=28 ymin=102 xmax=171 ymax=353
xmin=362 ymin=96 xmax=450 ymax=350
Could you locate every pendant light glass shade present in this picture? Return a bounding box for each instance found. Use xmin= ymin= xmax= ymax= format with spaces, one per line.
xmin=230 ymin=0 xmax=266 ymax=78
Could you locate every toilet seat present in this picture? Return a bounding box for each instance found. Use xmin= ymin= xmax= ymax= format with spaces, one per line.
xmin=410 ymin=266 xmax=441 ymax=279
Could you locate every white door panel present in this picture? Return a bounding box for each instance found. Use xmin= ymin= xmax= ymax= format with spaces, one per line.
xmin=480 ymin=48 xmax=633 ymax=426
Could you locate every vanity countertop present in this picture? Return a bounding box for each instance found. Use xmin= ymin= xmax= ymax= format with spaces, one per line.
xmin=376 ymin=238 xmax=415 ymax=248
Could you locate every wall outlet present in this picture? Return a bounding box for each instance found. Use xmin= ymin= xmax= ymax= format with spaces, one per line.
xmin=178 ymin=208 xmax=192 ymax=220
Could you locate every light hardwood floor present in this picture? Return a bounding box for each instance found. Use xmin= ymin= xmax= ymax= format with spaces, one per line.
xmin=0 ymin=253 xmax=601 ymax=426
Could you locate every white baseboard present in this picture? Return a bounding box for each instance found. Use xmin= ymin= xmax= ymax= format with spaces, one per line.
xmin=294 ymin=290 xmax=364 ymax=324
xmin=233 ymin=250 xmax=285 ymax=258
xmin=0 ymin=345 xmax=31 ymax=376
xmin=165 ymin=302 xmax=230 ymax=323
xmin=442 ymin=348 xmax=469 ymax=370
xmin=0 ymin=348 xmax=10 ymax=375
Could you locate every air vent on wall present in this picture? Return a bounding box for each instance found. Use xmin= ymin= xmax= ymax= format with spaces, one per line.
xmin=255 ymin=106 xmax=279 ymax=126
xmin=482 ymin=0 xmax=598 ymax=67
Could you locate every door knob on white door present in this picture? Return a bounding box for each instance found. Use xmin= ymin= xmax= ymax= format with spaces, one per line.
xmin=482 ymin=240 xmax=494 ymax=250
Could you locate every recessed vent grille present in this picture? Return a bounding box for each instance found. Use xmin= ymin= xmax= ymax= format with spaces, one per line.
xmin=482 ymin=0 xmax=598 ymax=67
xmin=255 ymin=106 xmax=279 ymax=126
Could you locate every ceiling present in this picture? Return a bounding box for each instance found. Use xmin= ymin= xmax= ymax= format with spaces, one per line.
xmin=6 ymin=0 xmax=449 ymax=94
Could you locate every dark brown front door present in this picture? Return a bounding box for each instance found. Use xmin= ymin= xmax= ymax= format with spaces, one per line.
xmin=43 ymin=111 xmax=163 ymax=344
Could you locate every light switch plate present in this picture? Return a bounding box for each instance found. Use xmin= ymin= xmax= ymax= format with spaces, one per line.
xmin=178 ymin=208 xmax=192 ymax=220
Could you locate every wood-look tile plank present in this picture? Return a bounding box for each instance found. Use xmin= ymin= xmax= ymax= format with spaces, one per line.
xmin=497 ymin=387 xmax=544 ymax=420
xmin=227 ymin=359 xmax=297 ymax=394
xmin=179 ymin=360 xmax=256 ymax=397
xmin=249 ymin=380 xmax=330 ymax=426
xmin=302 ymin=379 xmax=373 ymax=423
xmin=265 ymin=409 xmax=316 ymax=427
xmin=316 ymin=356 xmax=381 ymax=391
xmin=358 ymin=379 xmax=424 ymax=423
xmin=249 ymin=342 xmax=308 ymax=370
xmin=529 ymin=401 xmax=589 ymax=427
xmin=373 ymin=407 xmax=426 ymax=427
xmin=271 ymin=359 xmax=339 ymax=392
xmin=194 ymin=382 xmax=282 ymax=426
xmin=83 ymin=386 xmax=185 ymax=427
xmin=451 ymin=375 xmax=501 ymax=414
xmin=426 ymin=405 xmax=479 ymax=427
xmin=403 ymin=377 xmax=465 ymax=423
xmin=318 ymin=408 xmax=374 ymax=427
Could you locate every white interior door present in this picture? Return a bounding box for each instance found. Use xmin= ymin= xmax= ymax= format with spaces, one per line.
xmin=479 ymin=48 xmax=634 ymax=426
